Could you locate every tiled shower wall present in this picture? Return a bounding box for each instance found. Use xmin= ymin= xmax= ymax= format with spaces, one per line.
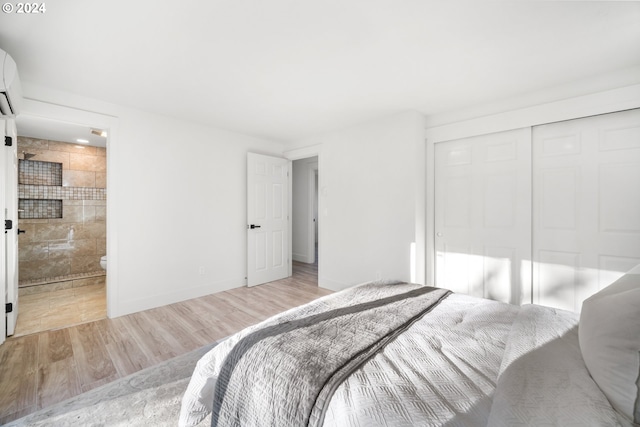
xmin=17 ymin=137 xmax=107 ymax=288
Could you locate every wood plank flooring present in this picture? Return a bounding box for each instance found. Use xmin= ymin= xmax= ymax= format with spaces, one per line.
xmin=0 ymin=261 xmax=328 ymax=424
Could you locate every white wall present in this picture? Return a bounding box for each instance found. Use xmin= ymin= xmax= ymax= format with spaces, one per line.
xmin=23 ymin=82 xmax=636 ymax=312
xmin=285 ymin=84 xmax=640 ymax=293
xmin=20 ymin=84 xmax=284 ymax=317
xmin=114 ymin=110 xmax=284 ymax=315
xmin=292 ymin=156 xmax=317 ymax=263
xmin=288 ymin=111 xmax=426 ymax=291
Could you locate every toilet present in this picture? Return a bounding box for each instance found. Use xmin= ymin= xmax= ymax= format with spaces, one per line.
xmin=100 ymin=255 xmax=107 ymax=270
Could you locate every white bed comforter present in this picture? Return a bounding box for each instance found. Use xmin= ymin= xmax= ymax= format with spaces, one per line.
xmin=488 ymin=304 xmax=623 ymax=427
xmin=180 ymin=291 xmax=623 ymax=427
xmin=323 ymin=293 xmax=518 ymax=427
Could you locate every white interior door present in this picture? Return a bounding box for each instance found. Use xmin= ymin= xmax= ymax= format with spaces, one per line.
xmin=5 ymin=119 xmax=18 ymax=335
xmin=533 ymin=109 xmax=640 ymax=312
xmin=435 ymin=128 xmax=532 ymax=305
xmin=1 ymin=120 xmax=7 ymax=345
xmin=247 ymin=153 xmax=290 ymax=287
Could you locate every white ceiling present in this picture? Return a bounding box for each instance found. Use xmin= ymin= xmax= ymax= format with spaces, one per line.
xmin=1 ymin=1 xmax=639 ymax=143
xmin=14 ymin=115 xmax=107 ymax=147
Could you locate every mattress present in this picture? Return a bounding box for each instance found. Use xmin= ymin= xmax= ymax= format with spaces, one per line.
xmin=179 ymin=283 xmax=623 ymax=427
xmin=324 ymin=293 xmax=518 ymax=426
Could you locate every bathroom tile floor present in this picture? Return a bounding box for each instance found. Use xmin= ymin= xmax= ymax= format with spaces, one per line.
xmin=13 ymin=283 xmax=106 ymax=337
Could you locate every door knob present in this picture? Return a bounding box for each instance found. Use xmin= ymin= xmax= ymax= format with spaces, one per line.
xmin=249 ymin=224 xmax=261 ymax=229
xmin=17 ymin=229 xmax=26 ymax=234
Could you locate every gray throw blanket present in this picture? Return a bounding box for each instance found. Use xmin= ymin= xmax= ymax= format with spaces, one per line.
xmin=211 ymin=281 xmax=451 ymax=427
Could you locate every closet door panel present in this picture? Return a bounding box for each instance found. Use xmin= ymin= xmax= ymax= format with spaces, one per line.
xmin=435 ymin=128 xmax=531 ymax=305
xmin=536 ymin=250 xmax=581 ymax=312
xmin=436 ymin=244 xmax=479 ymax=296
xmin=533 ymin=109 xmax=640 ymax=312
xmin=539 ymin=167 xmax=578 ymax=230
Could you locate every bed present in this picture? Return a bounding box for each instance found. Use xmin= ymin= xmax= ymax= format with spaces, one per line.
xmin=179 ymin=266 xmax=640 ymax=427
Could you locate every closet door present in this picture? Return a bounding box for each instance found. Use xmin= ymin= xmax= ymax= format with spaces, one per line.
xmin=435 ymin=128 xmax=531 ymax=305
xmin=533 ymin=109 xmax=640 ymax=312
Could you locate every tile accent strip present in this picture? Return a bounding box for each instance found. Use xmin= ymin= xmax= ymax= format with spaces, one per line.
xmin=18 ymin=185 xmax=107 ymax=200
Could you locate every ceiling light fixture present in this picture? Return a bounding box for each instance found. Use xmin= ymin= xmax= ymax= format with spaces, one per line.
xmin=76 ymin=138 xmax=89 ymax=143
xmin=91 ymin=128 xmax=107 ymax=137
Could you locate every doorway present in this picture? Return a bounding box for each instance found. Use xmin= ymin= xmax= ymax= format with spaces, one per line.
xmin=11 ymin=115 xmax=108 ymax=336
xmin=292 ymin=156 xmax=319 ymax=284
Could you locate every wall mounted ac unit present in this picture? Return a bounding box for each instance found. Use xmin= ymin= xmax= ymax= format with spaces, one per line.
xmin=0 ymin=48 xmax=22 ymax=117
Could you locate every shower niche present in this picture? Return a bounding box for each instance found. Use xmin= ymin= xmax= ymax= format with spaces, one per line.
xmin=18 ymin=159 xmax=64 ymax=219
xmin=19 ymin=159 xmax=63 ymax=185
xmin=19 ymin=199 xmax=63 ymax=219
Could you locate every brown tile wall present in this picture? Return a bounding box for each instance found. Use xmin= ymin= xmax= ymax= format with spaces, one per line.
xmin=17 ymin=137 xmax=107 ymax=287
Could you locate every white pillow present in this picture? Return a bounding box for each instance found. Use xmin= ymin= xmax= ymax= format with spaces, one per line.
xmin=579 ymin=264 xmax=640 ymax=425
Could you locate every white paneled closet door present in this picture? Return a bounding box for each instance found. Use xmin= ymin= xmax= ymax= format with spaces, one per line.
xmin=435 ymin=128 xmax=532 ymax=305
xmin=533 ymin=109 xmax=640 ymax=312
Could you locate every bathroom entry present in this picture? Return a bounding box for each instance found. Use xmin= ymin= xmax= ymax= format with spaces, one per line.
xmin=12 ymin=115 xmax=108 ymax=336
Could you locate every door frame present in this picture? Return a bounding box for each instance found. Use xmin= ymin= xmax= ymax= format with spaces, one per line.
xmin=307 ymin=164 xmax=318 ymax=264
xmin=1 ymin=120 xmax=7 ymax=345
xmin=18 ymin=99 xmax=119 ymax=317
xmin=284 ymin=144 xmax=323 ymax=280
xmin=4 ymin=119 xmax=18 ymax=336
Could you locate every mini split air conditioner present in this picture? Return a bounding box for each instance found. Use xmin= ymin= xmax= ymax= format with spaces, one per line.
xmin=0 ymin=48 xmax=22 ymax=117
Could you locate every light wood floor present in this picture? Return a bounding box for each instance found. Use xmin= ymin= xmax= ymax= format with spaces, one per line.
xmin=0 ymin=261 xmax=327 ymax=424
